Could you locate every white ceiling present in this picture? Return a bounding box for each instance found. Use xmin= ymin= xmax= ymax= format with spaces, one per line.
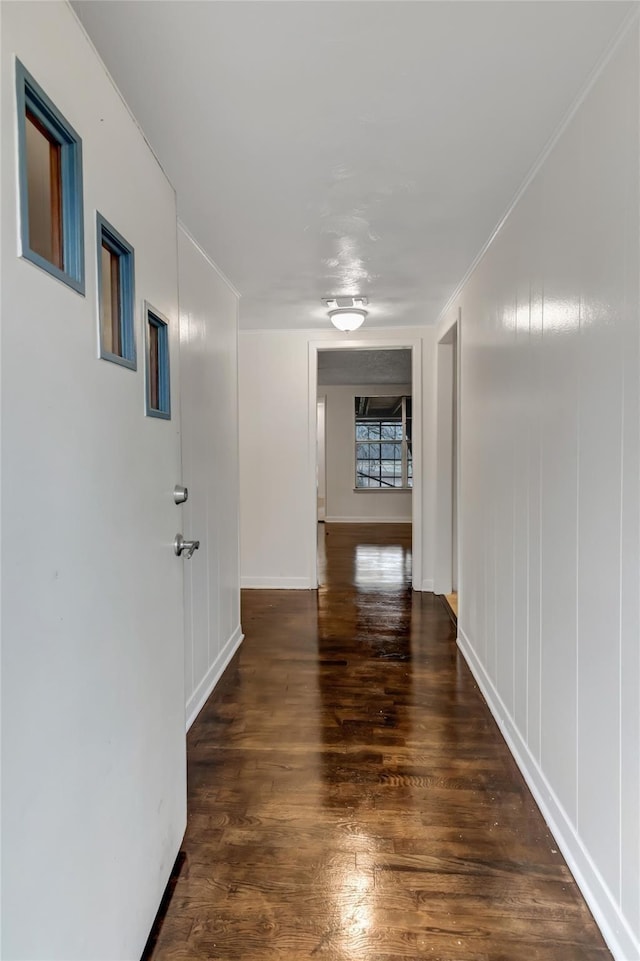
xmin=73 ymin=1 xmax=633 ymax=331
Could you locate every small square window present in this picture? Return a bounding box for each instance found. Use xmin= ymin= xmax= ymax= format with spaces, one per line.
xmin=16 ymin=60 xmax=84 ymax=293
xmin=145 ymin=304 xmax=171 ymax=419
xmin=97 ymin=214 xmax=136 ymax=369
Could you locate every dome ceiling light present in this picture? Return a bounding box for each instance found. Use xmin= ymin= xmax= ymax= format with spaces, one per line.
xmin=324 ymin=296 xmax=368 ymax=332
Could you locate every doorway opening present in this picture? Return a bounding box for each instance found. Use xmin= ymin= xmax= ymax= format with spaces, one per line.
xmin=434 ymin=315 xmax=459 ymax=616
xmin=309 ymin=340 xmax=423 ymax=592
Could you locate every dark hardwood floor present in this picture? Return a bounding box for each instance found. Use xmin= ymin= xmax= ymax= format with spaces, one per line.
xmin=144 ymin=523 xmax=611 ymax=961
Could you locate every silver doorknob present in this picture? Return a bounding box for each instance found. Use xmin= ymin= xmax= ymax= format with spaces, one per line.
xmin=174 ymin=534 xmax=200 ymax=558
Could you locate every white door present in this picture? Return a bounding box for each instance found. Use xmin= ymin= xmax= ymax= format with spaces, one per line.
xmin=2 ymin=296 xmax=187 ymax=960
xmin=1 ymin=22 xmax=187 ymax=947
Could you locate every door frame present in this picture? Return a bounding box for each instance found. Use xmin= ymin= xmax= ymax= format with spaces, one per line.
xmin=316 ymin=395 xmax=327 ymax=521
xmin=307 ymin=336 xmax=423 ymax=591
xmin=434 ymin=310 xmax=460 ymax=597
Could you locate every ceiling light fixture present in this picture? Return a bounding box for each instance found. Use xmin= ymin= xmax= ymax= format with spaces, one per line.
xmin=325 ymin=297 xmax=368 ymax=332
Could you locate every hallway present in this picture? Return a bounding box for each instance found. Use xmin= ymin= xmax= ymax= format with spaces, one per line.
xmin=145 ymin=525 xmax=611 ymax=961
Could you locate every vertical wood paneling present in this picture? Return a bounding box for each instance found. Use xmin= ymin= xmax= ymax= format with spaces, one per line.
xmin=452 ymin=22 xmax=640 ymax=960
xmin=575 ymin=42 xmax=631 ymax=896
xmin=619 ymin=60 xmax=640 ymax=929
xmin=538 ymin=121 xmax=581 ymax=826
xmin=527 ymin=225 xmax=544 ymax=762
xmin=513 ymin=273 xmax=531 ymax=737
xmin=182 ymin=301 xmax=196 ymax=699
xmin=178 ymin=228 xmax=242 ymax=727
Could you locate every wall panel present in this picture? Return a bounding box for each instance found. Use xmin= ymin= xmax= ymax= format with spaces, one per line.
xmin=178 ymin=226 xmax=242 ymax=728
xmin=445 ymin=21 xmax=640 ymax=960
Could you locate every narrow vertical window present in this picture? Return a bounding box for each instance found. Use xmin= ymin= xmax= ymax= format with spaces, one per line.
xmin=16 ymin=60 xmax=84 ymax=293
xmin=145 ymin=304 xmax=171 ymax=419
xmin=97 ymin=215 xmax=135 ymax=369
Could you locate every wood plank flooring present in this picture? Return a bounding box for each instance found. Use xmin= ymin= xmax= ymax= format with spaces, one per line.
xmin=445 ymin=592 xmax=458 ymax=618
xmin=144 ymin=523 xmax=611 ymax=961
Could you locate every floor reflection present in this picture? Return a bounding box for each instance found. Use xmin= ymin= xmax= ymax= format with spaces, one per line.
xmin=354 ymin=543 xmax=412 ymax=590
xmin=317 ymin=523 xmax=414 ymax=839
xmin=143 ymin=523 xmax=608 ymax=961
xmin=318 ymin=521 xmax=412 ymax=592
xmin=316 ymin=524 xmax=428 ymax=955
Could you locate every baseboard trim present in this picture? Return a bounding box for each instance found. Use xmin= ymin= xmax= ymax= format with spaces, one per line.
xmin=457 ymin=626 xmax=640 ymax=961
xmin=421 ymin=579 xmax=434 ymax=592
xmin=241 ymin=577 xmax=312 ymax=589
xmin=325 ymin=516 xmax=412 ymax=524
xmin=185 ymin=625 xmax=244 ymax=731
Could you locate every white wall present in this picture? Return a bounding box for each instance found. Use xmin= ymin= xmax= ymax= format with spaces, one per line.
xmin=239 ymin=328 xmax=435 ymax=590
xmin=178 ymin=225 xmax=243 ymax=729
xmin=239 ymin=330 xmax=311 ymax=588
xmin=323 ymin=384 xmax=412 ymax=523
xmin=438 ymin=20 xmax=640 ymax=961
xmin=1 ymin=4 xmax=186 ymax=958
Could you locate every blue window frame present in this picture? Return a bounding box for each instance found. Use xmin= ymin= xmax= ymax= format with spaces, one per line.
xmin=145 ymin=304 xmax=171 ymax=419
xmin=97 ymin=214 xmax=136 ymax=369
xmin=16 ymin=59 xmax=84 ymax=294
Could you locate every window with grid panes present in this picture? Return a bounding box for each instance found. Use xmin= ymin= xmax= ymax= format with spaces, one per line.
xmin=355 ymin=396 xmax=412 ymax=489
